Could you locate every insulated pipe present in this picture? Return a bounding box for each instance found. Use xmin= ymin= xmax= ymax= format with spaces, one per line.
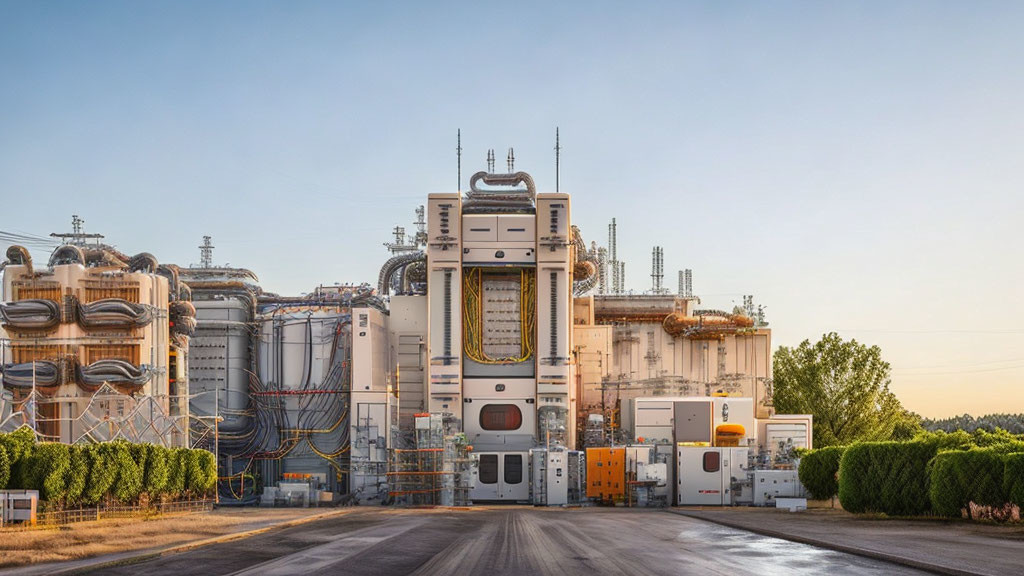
xmin=377 ymin=251 xmax=425 ymax=295
xmin=48 ymin=244 xmax=85 ymax=267
xmin=5 ymin=245 xmax=32 ymax=275
xmin=129 ymin=252 xmax=159 ymax=273
xmin=468 ymin=171 xmax=537 ymax=199
xmin=0 ymin=299 xmax=61 ymax=330
xmin=82 ymin=247 xmax=129 ymax=269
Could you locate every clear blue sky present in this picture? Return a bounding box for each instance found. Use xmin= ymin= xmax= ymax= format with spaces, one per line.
xmin=2 ymin=1 xmax=1022 ymax=417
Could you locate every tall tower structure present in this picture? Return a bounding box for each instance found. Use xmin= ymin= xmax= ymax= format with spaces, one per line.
xmin=425 ymin=162 xmax=575 ymax=496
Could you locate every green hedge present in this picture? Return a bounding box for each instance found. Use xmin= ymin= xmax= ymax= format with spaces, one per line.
xmin=0 ymin=430 xmax=215 ymax=505
xmin=929 ymin=449 xmax=1006 ymax=517
xmin=1005 ymin=453 xmax=1024 ymax=508
xmin=0 ymin=445 xmax=9 ymax=489
xmin=838 ymin=441 xmax=939 ymax=515
xmin=798 ymin=446 xmax=845 ymax=500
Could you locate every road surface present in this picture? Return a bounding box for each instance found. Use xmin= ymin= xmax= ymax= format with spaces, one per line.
xmin=86 ymin=507 xmax=929 ymax=576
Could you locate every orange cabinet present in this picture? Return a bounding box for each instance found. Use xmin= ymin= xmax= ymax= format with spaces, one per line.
xmin=586 ymin=447 xmax=626 ymax=502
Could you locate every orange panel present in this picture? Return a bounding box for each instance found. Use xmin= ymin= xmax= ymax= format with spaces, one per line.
xmin=586 ymin=447 xmax=626 ymax=502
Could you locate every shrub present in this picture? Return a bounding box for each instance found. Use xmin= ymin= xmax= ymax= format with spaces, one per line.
xmin=191 ymin=450 xmax=217 ymax=496
xmin=929 ymin=449 xmax=1006 ymax=517
xmin=182 ymin=450 xmax=204 ymax=496
xmin=1005 ymin=453 xmax=1024 ymax=508
xmin=142 ymin=444 xmax=169 ymax=496
xmin=66 ymin=445 xmax=90 ymax=505
xmin=0 ymin=445 xmax=9 ymax=489
xmin=838 ymin=441 xmax=938 ymax=515
xmin=22 ymin=443 xmax=71 ymax=502
xmin=108 ymin=441 xmax=143 ymax=503
xmin=165 ymin=448 xmax=188 ymax=499
xmin=799 ymin=446 xmax=845 ymax=500
xmin=0 ymin=427 xmax=37 ymax=485
xmin=82 ymin=444 xmax=117 ymax=505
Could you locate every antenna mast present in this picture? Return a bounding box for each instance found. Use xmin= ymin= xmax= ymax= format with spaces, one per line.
xmin=555 ymin=127 xmax=561 ymax=192
xmin=199 ymin=236 xmax=214 ymax=268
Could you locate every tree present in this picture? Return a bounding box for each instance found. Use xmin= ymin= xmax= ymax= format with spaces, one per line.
xmin=773 ymin=332 xmax=921 ymax=447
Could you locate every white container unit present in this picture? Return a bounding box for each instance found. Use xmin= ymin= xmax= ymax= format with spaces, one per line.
xmin=530 ymin=449 xmax=569 ymax=506
xmin=470 ymin=451 xmax=530 ymax=502
xmin=753 ymin=469 xmax=806 ymax=506
xmin=676 ymin=447 xmax=750 ymax=506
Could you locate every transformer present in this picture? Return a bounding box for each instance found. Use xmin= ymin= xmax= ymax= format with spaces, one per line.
xmin=425 ymin=170 xmax=576 ymax=459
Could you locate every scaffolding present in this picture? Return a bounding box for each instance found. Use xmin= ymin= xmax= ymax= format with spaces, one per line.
xmin=387 ymin=413 xmax=472 ymax=506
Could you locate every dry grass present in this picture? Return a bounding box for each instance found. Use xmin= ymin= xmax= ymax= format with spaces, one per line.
xmin=0 ymin=507 xmax=331 ymax=568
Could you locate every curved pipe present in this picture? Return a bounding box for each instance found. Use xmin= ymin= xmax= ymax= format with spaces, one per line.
xmin=662 ymin=311 xmax=754 ymax=337
xmin=570 ymin=226 xmax=600 ymax=296
xmin=468 ymin=171 xmax=537 ymax=199
xmin=82 ymin=247 xmax=129 ymax=269
xmin=0 ymin=299 xmax=61 ymax=331
xmin=377 ymin=251 xmax=425 ymax=295
xmin=48 ymin=244 xmax=85 ymax=267
xmin=129 ymin=252 xmax=159 ymax=273
xmin=6 ymin=245 xmax=32 ymax=275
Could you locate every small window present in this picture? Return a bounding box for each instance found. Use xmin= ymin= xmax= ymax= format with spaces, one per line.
xmin=505 ymin=454 xmax=523 ymax=484
xmin=703 ymin=451 xmax=720 ymax=473
xmin=479 ymin=404 xmax=523 ymax=431
xmin=479 ymin=455 xmax=498 ymax=484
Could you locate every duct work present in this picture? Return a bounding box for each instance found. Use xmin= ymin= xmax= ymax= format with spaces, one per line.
xmin=0 ymin=361 xmax=60 ymax=388
xmin=77 ymin=359 xmax=152 ymax=390
xmin=0 ymin=299 xmax=61 ymax=330
xmin=463 ymin=171 xmax=537 ymax=213
xmin=571 ymin=226 xmax=600 ymax=296
xmin=48 ymin=244 xmax=85 ymax=267
xmin=662 ymin=309 xmax=755 ymax=339
xmin=377 ymin=251 xmax=426 ymax=296
xmin=77 ymin=298 xmax=154 ymax=329
xmin=5 ymin=245 xmax=32 ymax=275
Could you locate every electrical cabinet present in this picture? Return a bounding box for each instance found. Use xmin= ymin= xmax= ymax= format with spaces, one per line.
xmin=676 ymin=447 xmax=750 ymax=506
xmin=470 ymin=451 xmax=529 ymax=502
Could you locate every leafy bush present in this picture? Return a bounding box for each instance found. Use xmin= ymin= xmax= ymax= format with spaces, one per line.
xmin=1004 ymin=453 xmax=1024 ymax=508
xmin=142 ymin=444 xmax=169 ymax=496
xmin=165 ymin=448 xmax=188 ymax=498
xmin=192 ymin=450 xmax=217 ymax=496
xmin=929 ymin=449 xmax=1006 ymax=517
xmin=799 ymin=446 xmax=845 ymax=500
xmin=22 ymin=443 xmax=71 ymax=502
xmin=0 ymin=444 xmax=9 ymax=489
xmin=0 ymin=427 xmax=37 ymax=485
xmin=66 ymin=445 xmax=90 ymax=505
xmin=82 ymin=444 xmax=117 ymax=505
xmin=838 ymin=441 xmax=939 ymax=515
xmin=182 ymin=449 xmax=203 ymax=496
xmin=108 ymin=441 xmax=143 ymax=503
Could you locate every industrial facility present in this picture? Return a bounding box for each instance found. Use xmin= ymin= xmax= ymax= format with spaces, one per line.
xmin=0 ymin=150 xmax=812 ymax=509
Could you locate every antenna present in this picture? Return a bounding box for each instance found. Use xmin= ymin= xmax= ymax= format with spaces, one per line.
xmin=199 ymin=236 xmax=214 ymax=268
xmin=651 ymin=246 xmax=664 ymax=294
xmin=50 ymin=214 xmax=104 ymax=246
xmin=507 ymin=148 xmax=515 ymax=173
xmin=414 ymin=205 xmax=427 ymax=248
xmin=487 ymin=149 xmax=495 ymax=173
xmin=457 ymin=129 xmax=462 ymax=192
xmin=555 ymin=127 xmax=561 ymax=192
xmin=608 ymin=218 xmax=619 ymax=294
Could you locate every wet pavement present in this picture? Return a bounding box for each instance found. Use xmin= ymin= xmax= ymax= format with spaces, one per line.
xmin=77 ymin=507 xmax=929 ymax=576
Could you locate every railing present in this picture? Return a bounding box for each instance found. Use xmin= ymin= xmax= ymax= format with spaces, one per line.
xmin=25 ymin=499 xmax=215 ymax=529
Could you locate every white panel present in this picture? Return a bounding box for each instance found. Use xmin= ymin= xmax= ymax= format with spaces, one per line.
xmin=427 ymin=194 xmax=460 ymax=262
xmin=461 ymin=246 xmax=536 ymax=264
xmin=497 ymin=215 xmax=536 ymax=242
xmin=462 ymin=215 xmax=498 ymax=242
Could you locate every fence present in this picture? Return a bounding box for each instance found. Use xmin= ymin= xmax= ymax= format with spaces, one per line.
xmin=28 ymin=499 xmax=215 ymax=528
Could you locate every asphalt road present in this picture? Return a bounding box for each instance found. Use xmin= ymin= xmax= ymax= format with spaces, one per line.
xmin=87 ymin=507 xmax=930 ymax=576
